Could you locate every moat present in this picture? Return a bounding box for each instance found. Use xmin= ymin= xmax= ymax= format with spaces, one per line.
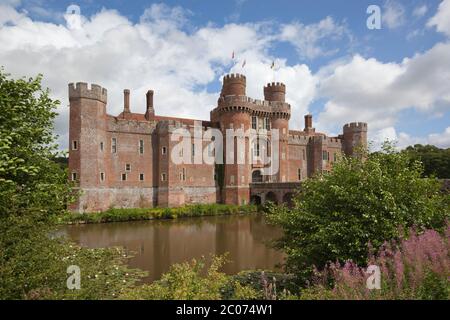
xmin=63 ymin=214 xmax=285 ymax=283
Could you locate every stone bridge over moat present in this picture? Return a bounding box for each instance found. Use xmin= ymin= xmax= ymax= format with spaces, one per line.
xmin=249 ymin=182 xmax=302 ymax=206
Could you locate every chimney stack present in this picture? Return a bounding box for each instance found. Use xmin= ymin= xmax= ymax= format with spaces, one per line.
xmin=123 ymin=89 xmax=130 ymax=113
xmin=304 ymin=114 xmax=314 ymax=132
xmin=145 ymin=90 xmax=154 ymax=120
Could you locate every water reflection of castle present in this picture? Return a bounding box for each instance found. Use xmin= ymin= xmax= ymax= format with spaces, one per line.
xmin=66 ymin=216 xmax=284 ymax=282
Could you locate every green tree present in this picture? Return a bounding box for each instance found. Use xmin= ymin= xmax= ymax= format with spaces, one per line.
xmin=404 ymin=144 xmax=450 ymax=179
xmin=267 ymin=143 xmax=449 ymax=284
xmin=0 ymin=69 xmax=144 ymax=299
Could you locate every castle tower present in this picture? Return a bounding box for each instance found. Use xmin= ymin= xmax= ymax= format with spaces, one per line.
xmin=264 ymin=82 xmax=290 ymax=182
xmin=217 ymin=73 xmax=251 ymax=205
xmin=68 ymin=83 xmax=108 ymax=211
xmin=343 ymin=122 xmax=368 ymax=157
xmin=220 ymin=73 xmax=246 ymax=97
xmin=264 ymin=82 xmax=285 ymax=102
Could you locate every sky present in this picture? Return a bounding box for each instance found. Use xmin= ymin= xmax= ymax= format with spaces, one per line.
xmin=0 ymin=0 xmax=449 ymax=150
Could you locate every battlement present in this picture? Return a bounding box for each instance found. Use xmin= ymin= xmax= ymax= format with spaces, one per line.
xmin=223 ymin=73 xmax=246 ymax=83
xmin=69 ymin=82 xmax=107 ymax=103
xmin=343 ymin=122 xmax=368 ymax=131
xmin=264 ymin=82 xmax=286 ymax=91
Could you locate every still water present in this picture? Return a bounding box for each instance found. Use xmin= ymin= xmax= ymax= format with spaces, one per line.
xmin=63 ymin=214 xmax=285 ymax=283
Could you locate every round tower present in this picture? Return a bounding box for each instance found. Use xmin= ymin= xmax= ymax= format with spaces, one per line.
xmin=265 ymin=81 xmax=289 ymax=182
xmin=221 ymin=73 xmax=246 ymax=97
xmin=68 ymin=82 xmax=108 ymax=212
xmin=264 ymin=82 xmax=286 ymax=102
xmin=343 ymin=122 xmax=368 ymax=157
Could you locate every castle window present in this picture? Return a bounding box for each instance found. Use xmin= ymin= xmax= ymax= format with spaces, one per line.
xmin=252 ymin=116 xmax=257 ymax=130
xmin=302 ymin=149 xmax=306 ymax=160
xmin=161 ymin=173 xmax=167 ymax=182
xmin=139 ymin=173 xmax=144 ymax=181
xmin=265 ymin=117 xmax=270 ymax=130
xmin=71 ymin=172 xmax=77 ymax=181
xmin=162 ymin=146 xmax=167 ymax=155
xmin=100 ymin=142 xmax=104 ymax=151
xmin=334 ymin=153 xmax=337 ymax=162
xmin=298 ymin=168 xmax=301 ymax=181
xmin=125 ymin=164 xmax=131 ymax=172
xmin=139 ymin=140 xmax=144 ymax=154
xmin=111 ymin=138 xmax=117 ymax=153
xmin=100 ymin=172 xmax=105 ymax=182
xmin=230 ymin=175 xmax=235 ymax=185
xmin=253 ymin=140 xmax=260 ymax=157
xmin=121 ymin=173 xmax=127 ymax=181
xmin=72 ymin=140 xmax=78 ymax=150
xmin=192 ymin=143 xmax=195 ymax=157
xmin=322 ymin=151 xmax=328 ymax=161
xmin=182 ymin=168 xmax=186 ymax=181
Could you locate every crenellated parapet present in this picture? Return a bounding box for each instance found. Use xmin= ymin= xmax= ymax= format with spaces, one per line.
xmin=213 ymin=95 xmax=291 ymax=119
xmin=69 ymin=82 xmax=107 ymax=104
xmin=343 ymin=122 xmax=368 ymax=132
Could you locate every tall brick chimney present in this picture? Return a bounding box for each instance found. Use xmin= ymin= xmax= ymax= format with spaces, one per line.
xmin=123 ymin=89 xmax=130 ymax=113
xmin=304 ymin=114 xmax=314 ymax=133
xmin=145 ymin=90 xmax=154 ymax=120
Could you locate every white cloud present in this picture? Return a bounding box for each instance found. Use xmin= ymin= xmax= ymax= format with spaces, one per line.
xmin=280 ymin=16 xmax=348 ymax=59
xmin=427 ymin=0 xmax=450 ymax=36
xmin=316 ymin=42 xmax=450 ymax=142
xmin=413 ymin=4 xmax=428 ymax=18
xmin=372 ymin=127 xmax=450 ymax=150
xmin=1 ymin=2 xmax=449 ymax=152
xmin=0 ymin=3 xmax=319 ymax=149
xmin=383 ymin=0 xmax=406 ymax=29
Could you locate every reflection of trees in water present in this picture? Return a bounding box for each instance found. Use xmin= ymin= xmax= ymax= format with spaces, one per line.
xmin=64 ymin=215 xmax=284 ymax=283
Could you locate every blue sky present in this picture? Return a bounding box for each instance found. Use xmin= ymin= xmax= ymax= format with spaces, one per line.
xmin=1 ymin=0 xmax=449 ymax=149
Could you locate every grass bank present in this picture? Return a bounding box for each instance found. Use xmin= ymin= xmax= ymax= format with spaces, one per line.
xmin=59 ymin=204 xmax=258 ymax=225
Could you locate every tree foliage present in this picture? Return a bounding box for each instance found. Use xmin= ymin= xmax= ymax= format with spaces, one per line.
xmin=267 ymin=143 xmax=450 ymax=284
xmin=0 ymin=69 xmax=144 ymax=299
xmin=404 ymin=144 xmax=450 ymax=179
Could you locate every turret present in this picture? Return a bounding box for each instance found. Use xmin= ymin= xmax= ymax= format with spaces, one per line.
xmin=264 ymin=82 xmax=285 ymax=102
xmin=68 ymin=83 xmax=108 ymax=212
xmin=343 ymin=122 xmax=368 ymax=157
xmin=221 ymin=73 xmax=246 ymax=97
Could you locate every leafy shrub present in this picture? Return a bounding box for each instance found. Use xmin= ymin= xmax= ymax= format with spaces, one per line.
xmin=267 ymin=143 xmax=449 ymax=284
xmin=120 ymin=255 xmax=259 ymax=300
xmin=300 ymin=224 xmax=450 ymax=300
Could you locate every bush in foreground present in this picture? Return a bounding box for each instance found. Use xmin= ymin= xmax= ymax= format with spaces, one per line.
xmin=120 ymin=255 xmax=259 ymax=300
xmin=267 ymin=143 xmax=449 ymax=284
xmin=301 ymin=224 xmax=449 ymax=300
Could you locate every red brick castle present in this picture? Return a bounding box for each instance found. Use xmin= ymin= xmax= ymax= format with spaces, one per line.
xmin=68 ymin=73 xmax=367 ymax=212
